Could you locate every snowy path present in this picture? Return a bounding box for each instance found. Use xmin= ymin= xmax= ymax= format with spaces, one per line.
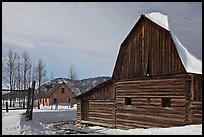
xmin=2 ymin=110 xmax=22 ymax=135
xmin=2 ymin=105 xmax=77 ymax=135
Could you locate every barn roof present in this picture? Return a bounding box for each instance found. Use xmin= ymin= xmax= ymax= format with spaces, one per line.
xmin=74 ymin=79 xmax=113 ymax=99
xmin=144 ymin=12 xmax=202 ymax=74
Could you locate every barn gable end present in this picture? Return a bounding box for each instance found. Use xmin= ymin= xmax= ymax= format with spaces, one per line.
xmin=112 ymin=14 xmax=187 ymax=80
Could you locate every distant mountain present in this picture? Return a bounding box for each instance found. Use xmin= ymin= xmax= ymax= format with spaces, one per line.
xmin=76 ymin=76 xmax=111 ymax=93
xmin=48 ymin=76 xmax=111 ymax=95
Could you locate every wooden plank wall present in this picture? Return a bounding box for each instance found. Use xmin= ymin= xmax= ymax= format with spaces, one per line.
xmin=112 ymin=17 xmax=186 ymax=80
xmin=76 ymin=82 xmax=115 ymax=126
xmin=76 ymin=101 xmax=81 ymax=123
xmin=191 ymin=74 xmax=202 ymax=101
xmin=189 ymin=74 xmax=202 ymax=124
xmin=190 ymin=101 xmax=202 ymax=124
xmin=115 ymin=74 xmax=190 ymax=129
xmin=76 ymin=100 xmax=115 ymax=127
xmin=79 ymin=83 xmax=115 ymax=100
xmin=88 ymin=100 xmax=115 ymax=128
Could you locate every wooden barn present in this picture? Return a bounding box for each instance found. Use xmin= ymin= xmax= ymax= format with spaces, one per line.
xmin=40 ymin=82 xmax=76 ymax=107
xmin=75 ymin=12 xmax=202 ymax=129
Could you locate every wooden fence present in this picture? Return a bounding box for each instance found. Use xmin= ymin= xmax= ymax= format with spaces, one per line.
xmin=2 ymin=81 xmax=36 ymax=120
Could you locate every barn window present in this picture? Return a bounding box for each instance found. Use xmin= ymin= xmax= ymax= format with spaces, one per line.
xmin=147 ymin=97 xmax=151 ymax=104
xmin=146 ymin=53 xmax=150 ymax=76
xmin=146 ymin=63 xmax=150 ymax=76
xmin=61 ymin=88 xmax=65 ymax=93
xmin=125 ymin=97 xmax=132 ymax=105
xmin=161 ymin=97 xmax=171 ymax=107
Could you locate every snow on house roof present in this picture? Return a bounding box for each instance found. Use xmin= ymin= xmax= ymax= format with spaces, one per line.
xmin=144 ymin=12 xmax=202 ymax=74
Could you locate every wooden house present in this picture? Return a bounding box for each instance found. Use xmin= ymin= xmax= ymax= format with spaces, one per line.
xmin=75 ymin=12 xmax=202 ymax=129
xmin=40 ymin=82 xmax=76 ymax=107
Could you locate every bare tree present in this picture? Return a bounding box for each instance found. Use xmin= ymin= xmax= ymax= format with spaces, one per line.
xmin=3 ymin=49 xmax=18 ymax=106
xmin=31 ymin=63 xmax=36 ymax=83
xmin=35 ymin=59 xmax=46 ymax=109
xmin=67 ymin=64 xmax=79 ymax=107
xmin=2 ymin=57 xmax=6 ymax=87
xmin=50 ymin=72 xmax=54 ymax=82
xmin=16 ymin=55 xmax=21 ymax=90
xmin=68 ymin=64 xmax=78 ymax=81
xmin=27 ymin=63 xmax=32 ymax=88
xmin=22 ymin=50 xmax=32 ymax=90
xmin=67 ymin=64 xmax=78 ymax=89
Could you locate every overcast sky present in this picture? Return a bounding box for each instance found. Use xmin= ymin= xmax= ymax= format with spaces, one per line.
xmin=2 ymin=2 xmax=202 ymax=80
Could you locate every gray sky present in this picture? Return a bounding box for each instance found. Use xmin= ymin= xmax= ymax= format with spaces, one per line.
xmin=2 ymin=2 xmax=202 ymax=80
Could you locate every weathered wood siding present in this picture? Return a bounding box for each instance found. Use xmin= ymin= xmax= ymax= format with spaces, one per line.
xmin=189 ymin=74 xmax=202 ymax=124
xmin=190 ymin=101 xmax=202 ymax=124
xmin=190 ymin=74 xmax=202 ymax=101
xmin=88 ymin=100 xmax=115 ymax=127
xmin=78 ymin=83 xmax=115 ymax=100
xmin=115 ymin=74 xmax=191 ymax=129
xmin=112 ymin=16 xmax=186 ymax=80
xmin=76 ymin=81 xmax=115 ymax=127
xmin=76 ymin=101 xmax=81 ymax=122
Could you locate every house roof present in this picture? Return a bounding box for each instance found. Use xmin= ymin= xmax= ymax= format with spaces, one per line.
xmin=143 ymin=12 xmax=202 ymax=74
xmin=40 ymin=82 xmax=72 ymax=98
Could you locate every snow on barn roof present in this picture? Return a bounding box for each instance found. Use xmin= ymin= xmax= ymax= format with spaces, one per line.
xmin=144 ymin=12 xmax=169 ymax=31
xmin=144 ymin=12 xmax=202 ymax=74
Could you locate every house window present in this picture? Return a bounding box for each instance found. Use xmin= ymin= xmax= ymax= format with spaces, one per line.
xmin=61 ymin=88 xmax=65 ymax=94
xmin=161 ymin=97 xmax=171 ymax=108
xmin=67 ymin=97 xmax=70 ymax=103
xmin=54 ymin=98 xmax=57 ymax=104
xmin=125 ymin=97 xmax=132 ymax=105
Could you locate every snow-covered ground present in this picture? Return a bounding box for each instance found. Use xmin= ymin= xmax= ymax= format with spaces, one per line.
xmin=2 ymin=104 xmax=202 ymax=135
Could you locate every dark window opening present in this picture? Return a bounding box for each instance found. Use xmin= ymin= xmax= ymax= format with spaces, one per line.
xmin=146 ymin=53 xmax=150 ymax=76
xmin=161 ymin=97 xmax=171 ymax=107
xmin=147 ymin=97 xmax=151 ymax=104
xmin=54 ymin=98 xmax=57 ymax=104
xmin=125 ymin=97 xmax=132 ymax=105
xmin=61 ymin=88 xmax=65 ymax=93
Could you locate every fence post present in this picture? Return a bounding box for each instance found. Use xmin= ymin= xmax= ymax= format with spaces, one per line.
xmin=26 ymin=88 xmax=31 ymax=120
xmin=23 ymin=98 xmax=25 ymax=108
xmin=19 ymin=99 xmax=21 ymax=107
xmin=10 ymin=99 xmax=12 ymax=107
xmin=30 ymin=81 xmax=36 ymax=120
xmin=2 ymin=97 xmax=4 ymax=106
xmin=6 ymin=102 xmax=8 ymax=113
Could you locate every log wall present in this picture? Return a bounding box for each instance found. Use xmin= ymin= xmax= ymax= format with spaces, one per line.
xmin=76 ymin=81 xmax=115 ymax=127
xmin=87 ymin=100 xmax=115 ymax=128
xmin=189 ymin=74 xmax=202 ymax=124
xmin=190 ymin=101 xmax=202 ymax=124
xmin=76 ymin=74 xmax=202 ymax=129
xmin=76 ymin=101 xmax=81 ymax=122
xmin=115 ymin=74 xmax=191 ymax=129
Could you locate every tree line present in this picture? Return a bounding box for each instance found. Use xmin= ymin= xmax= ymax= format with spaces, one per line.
xmin=2 ymin=49 xmax=47 ymax=108
xmin=2 ymin=48 xmax=79 ymax=108
xmin=2 ymin=49 xmax=47 ymax=91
